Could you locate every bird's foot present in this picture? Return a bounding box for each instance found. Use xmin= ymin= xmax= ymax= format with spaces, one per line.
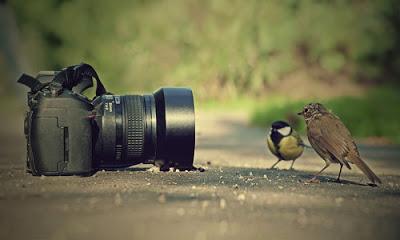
xmin=305 ymin=177 xmax=320 ymax=184
xmin=334 ymin=178 xmax=341 ymax=183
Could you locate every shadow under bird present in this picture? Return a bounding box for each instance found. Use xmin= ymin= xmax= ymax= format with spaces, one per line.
xmin=298 ymin=103 xmax=382 ymax=185
xmin=267 ymin=121 xmax=304 ymax=170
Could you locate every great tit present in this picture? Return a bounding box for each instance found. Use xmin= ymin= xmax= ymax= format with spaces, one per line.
xmin=267 ymin=120 xmax=304 ymax=170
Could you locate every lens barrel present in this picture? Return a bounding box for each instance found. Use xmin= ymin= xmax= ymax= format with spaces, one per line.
xmin=94 ymin=88 xmax=195 ymax=170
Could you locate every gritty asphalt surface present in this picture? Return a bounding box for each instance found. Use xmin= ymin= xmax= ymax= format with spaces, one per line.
xmin=1 ymin=109 xmax=400 ymax=240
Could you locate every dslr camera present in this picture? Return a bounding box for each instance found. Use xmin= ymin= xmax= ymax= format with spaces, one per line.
xmin=18 ymin=63 xmax=195 ymax=176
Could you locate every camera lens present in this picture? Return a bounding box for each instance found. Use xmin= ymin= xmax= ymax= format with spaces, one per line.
xmin=94 ymin=88 xmax=195 ymax=170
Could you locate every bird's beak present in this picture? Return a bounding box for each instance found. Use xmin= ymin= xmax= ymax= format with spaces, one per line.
xmin=297 ymin=111 xmax=303 ymax=116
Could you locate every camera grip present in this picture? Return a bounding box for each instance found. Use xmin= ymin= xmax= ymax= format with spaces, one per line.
xmin=28 ymin=96 xmax=94 ymax=176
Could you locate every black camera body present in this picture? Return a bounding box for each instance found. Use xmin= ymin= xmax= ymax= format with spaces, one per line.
xmin=19 ymin=64 xmax=195 ymax=176
xmin=25 ymin=85 xmax=94 ymax=175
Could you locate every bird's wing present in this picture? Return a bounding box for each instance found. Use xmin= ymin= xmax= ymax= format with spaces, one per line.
xmin=323 ymin=115 xmax=353 ymax=153
xmin=307 ymin=123 xmax=332 ymax=161
xmin=267 ymin=136 xmax=279 ymax=157
xmin=307 ymin=116 xmax=352 ymax=168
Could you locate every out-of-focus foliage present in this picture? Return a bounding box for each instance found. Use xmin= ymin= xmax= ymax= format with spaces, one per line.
xmin=9 ymin=0 xmax=400 ymax=98
xmin=251 ymin=87 xmax=400 ymax=144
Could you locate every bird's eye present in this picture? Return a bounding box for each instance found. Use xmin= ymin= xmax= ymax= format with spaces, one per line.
xmin=304 ymin=108 xmax=309 ymax=112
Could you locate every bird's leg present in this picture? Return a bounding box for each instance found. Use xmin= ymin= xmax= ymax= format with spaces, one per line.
xmin=336 ymin=163 xmax=343 ymax=183
xmin=308 ymin=161 xmax=330 ymax=182
xmin=289 ymin=160 xmax=295 ymax=170
xmin=270 ymin=159 xmax=281 ymax=169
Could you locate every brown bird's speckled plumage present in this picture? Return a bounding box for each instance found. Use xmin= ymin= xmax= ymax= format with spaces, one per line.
xmin=298 ymin=103 xmax=382 ymax=185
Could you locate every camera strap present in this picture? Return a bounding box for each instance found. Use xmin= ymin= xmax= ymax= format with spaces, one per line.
xmin=17 ymin=74 xmax=45 ymax=93
xmin=53 ymin=63 xmax=108 ymax=97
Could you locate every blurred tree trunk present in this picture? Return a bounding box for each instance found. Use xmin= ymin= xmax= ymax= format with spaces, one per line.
xmin=0 ymin=0 xmax=30 ymax=95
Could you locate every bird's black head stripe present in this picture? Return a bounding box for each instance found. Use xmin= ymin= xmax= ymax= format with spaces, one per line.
xmin=271 ymin=120 xmax=289 ymax=130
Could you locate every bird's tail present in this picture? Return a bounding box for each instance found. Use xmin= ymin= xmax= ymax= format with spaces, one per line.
xmin=349 ymin=155 xmax=382 ymax=184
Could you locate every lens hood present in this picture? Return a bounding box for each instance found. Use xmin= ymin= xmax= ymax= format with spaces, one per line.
xmin=154 ymin=88 xmax=195 ymax=169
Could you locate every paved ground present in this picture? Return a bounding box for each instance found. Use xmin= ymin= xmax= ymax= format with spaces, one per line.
xmin=1 ymin=109 xmax=400 ymax=240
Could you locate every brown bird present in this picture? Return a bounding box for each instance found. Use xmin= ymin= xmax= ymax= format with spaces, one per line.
xmin=298 ymin=103 xmax=382 ymax=185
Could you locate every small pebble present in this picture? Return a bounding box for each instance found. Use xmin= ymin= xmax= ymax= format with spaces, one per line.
xmin=219 ymin=199 xmax=226 ymax=209
xmin=201 ymin=201 xmax=209 ymax=210
xmin=114 ymin=193 xmax=122 ymax=206
xmin=177 ymin=208 xmax=185 ymax=216
xmin=237 ymin=193 xmax=246 ymax=201
xmin=158 ymin=194 xmax=166 ymax=203
xmin=335 ymin=197 xmax=344 ymax=206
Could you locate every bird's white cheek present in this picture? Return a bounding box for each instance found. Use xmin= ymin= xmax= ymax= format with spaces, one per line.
xmin=278 ymin=126 xmax=291 ymax=136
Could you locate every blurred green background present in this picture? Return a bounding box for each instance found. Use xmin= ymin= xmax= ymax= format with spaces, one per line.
xmin=1 ymin=0 xmax=399 ymax=143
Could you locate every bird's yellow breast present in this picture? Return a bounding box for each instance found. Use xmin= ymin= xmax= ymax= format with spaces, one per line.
xmin=278 ymin=136 xmax=304 ymax=160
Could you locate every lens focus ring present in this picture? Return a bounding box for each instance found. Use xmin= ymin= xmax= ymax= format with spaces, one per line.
xmin=123 ymin=96 xmax=145 ymax=160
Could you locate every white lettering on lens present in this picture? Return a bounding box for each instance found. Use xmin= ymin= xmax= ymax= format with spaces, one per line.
xmin=115 ymin=96 xmax=120 ymax=104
